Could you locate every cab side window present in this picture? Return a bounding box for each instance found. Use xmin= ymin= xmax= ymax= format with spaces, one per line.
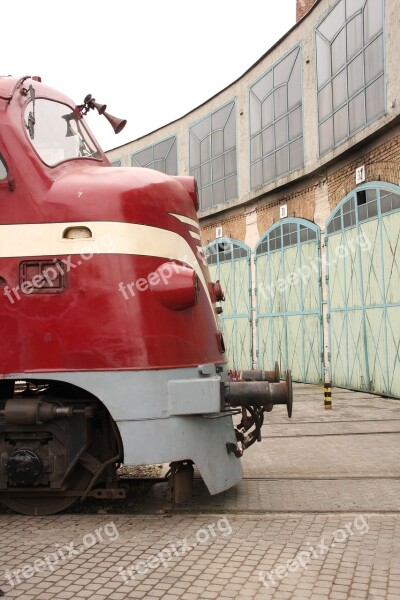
xmin=0 ymin=156 xmax=7 ymax=180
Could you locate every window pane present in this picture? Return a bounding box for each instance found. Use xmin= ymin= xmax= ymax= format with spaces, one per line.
xmin=251 ymin=161 xmax=263 ymax=188
xmin=251 ymin=134 xmax=262 ymax=162
xmin=276 ymin=146 xmax=289 ymax=177
xmin=346 ymin=0 xmax=365 ymax=18
xmin=154 ymin=138 xmax=171 ymax=159
xmin=364 ymin=0 xmax=383 ymax=43
xmin=0 ymin=156 xmax=7 ymax=179
xmin=224 ymin=149 xmax=236 ymax=176
xmin=366 ymin=75 xmax=385 ymax=122
xmin=316 ymin=35 xmax=332 ymax=88
xmin=211 ymin=130 xmax=223 ymax=157
xmin=347 ymin=53 xmax=364 ymax=97
xmin=212 ymin=179 xmax=225 ymax=204
xmin=318 ymin=84 xmax=333 ymax=121
xmin=349 ymin=91 xmax=365 ymax=133
xmin=274 ymin=86 xmax=287 ymax=120
xmin=261 ymin=94 xmax=274 ymax=128
xmin=381 ymin=193 xmax=400 ymax=214
xmin=212 ymin=156 xmax=224 ymax=181
xmin=201 ymin=138 xmax=210 ymax=162
xmin=319 ymin=117 xmax=334 ymax=155
xmin=212 ymin=104 xmax=230 ymax=129
xmin=289 ymin=107 xmax=303 ymax=140
xmin=347 ymin=13 xmax=363 ymax=60
xmin=332 ymin=28 xmax=346 ymax=74
xmin=224 ymin=107 xmax=236 ymax=150
xmin=262 ymin=126 xmax=274 ymax=155
xmin=189 ymin=135 xmax=200 ymax=167
xmin=365 ymin=35 xmax=384 ymax=84
xmin=201 ymin=185 xmax=213 ymax=210
xmin=288 ymin=52 xmax=302 ymax=110
xmin=275 ymin=116 xmax=288 ymax=148
xmin=165 ymin=144 xmax=178 ymax=175
xmin=250 ymin=94 xmax=262 ymax=135
xmin=192 ymin=116 xmax=210 ymax=141
xmin=274 ymin=50 xmax=297 ymax=86
xmin=334 ymin=105 xmax=348 ymax=144
xmin=252 ymin=70 xmax=273 ymax=101
xmin=152 ymin=159 xmax=166 ymax=173
xmin=201 ymin=162 xmax=211 ymax=186
xmin=318 ymin=0 xmax=345 ymax=41
xmin=225 ymin=175 xmax=237 ymax=201
xmin=263 ymin=154 xmax=275 ymax=183
xmin=133 ymin=147 xmax=152 ymax=167
xmin=333 ymin=69 xmax=347 ymax=110
xmin=289 ymin=138 xmax=304 ymax=171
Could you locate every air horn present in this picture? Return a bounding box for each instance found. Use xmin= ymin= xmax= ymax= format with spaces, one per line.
xmin=77 ymin=94 xmax=127 ymax=134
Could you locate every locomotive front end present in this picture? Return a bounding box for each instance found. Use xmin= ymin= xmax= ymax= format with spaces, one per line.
xmin=0 ymin=76 xmax=292 ymax=514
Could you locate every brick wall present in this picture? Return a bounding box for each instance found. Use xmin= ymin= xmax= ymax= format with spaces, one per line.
xmin=296 ymin=0 xmax=316 ymax=21
xmin=200 ymin=212 xmax=247 ymax=246
xmin=200 ymin=132 xmax=400 ymax=249
xmin=327 ymin=134 xmax=400 ymax=211
xmin=256 ymin=185 xmax=316 ymax=237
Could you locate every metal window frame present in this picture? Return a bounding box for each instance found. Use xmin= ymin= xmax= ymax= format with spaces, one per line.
xmin=248 ymin=44 xmax=305 ymax=189
xmin=189 ymin=100 xmax=238 ymax=212
xmin=130 ymin=135 xmax=178 ymax=175
xmin=315 ymin=0 xmax=386 ymax=157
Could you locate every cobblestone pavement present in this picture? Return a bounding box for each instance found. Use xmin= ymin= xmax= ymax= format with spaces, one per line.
xmin=0 ymin=384 xmax=399 ymax=600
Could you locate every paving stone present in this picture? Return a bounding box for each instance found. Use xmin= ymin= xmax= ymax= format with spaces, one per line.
xmin=0 ymin=386 xmax=399 ymax=599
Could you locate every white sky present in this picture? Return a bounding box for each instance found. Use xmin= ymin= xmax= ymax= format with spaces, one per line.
xmin=2 ymin=0 xmax=296 ymax=152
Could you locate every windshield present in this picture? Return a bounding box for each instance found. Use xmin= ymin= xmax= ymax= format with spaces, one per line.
xmin=24 ymin=98 xmax=102 ymax=166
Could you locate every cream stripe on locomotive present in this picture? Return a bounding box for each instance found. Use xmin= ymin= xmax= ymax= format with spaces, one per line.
xmin=168 ymin=213 xmax=200 ymax=230
xmin=0 ymin=220 xmax=215 ymax=318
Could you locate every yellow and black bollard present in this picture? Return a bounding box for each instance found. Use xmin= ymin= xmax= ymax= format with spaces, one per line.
xmin=324 ymin=382 xmax=332 ymax=409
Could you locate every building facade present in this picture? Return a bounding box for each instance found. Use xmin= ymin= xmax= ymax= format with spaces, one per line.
xmin=106 ymin=0 xmax=400 ymax=398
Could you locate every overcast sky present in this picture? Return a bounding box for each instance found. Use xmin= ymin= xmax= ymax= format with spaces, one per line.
xmin=2 ymin=0 xmax=296 ymax=152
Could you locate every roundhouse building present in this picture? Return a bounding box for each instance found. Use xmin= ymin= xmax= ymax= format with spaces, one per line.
xmin=106 ymin=0 xmax=400 ymax=398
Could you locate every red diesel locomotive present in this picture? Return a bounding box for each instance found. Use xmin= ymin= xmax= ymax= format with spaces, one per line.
xmin=0 ymin=76 xmax=292 ymax=515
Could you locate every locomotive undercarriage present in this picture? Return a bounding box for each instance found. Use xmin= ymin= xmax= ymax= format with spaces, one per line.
xmin=0 ymin=380 xmax=123 ymax=515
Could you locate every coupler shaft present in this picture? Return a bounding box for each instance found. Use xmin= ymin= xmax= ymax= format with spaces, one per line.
xmin=238 ymin=361 xmax=280 ymax=383
xmin=225 ymin=371 xmax=293 ymax=417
